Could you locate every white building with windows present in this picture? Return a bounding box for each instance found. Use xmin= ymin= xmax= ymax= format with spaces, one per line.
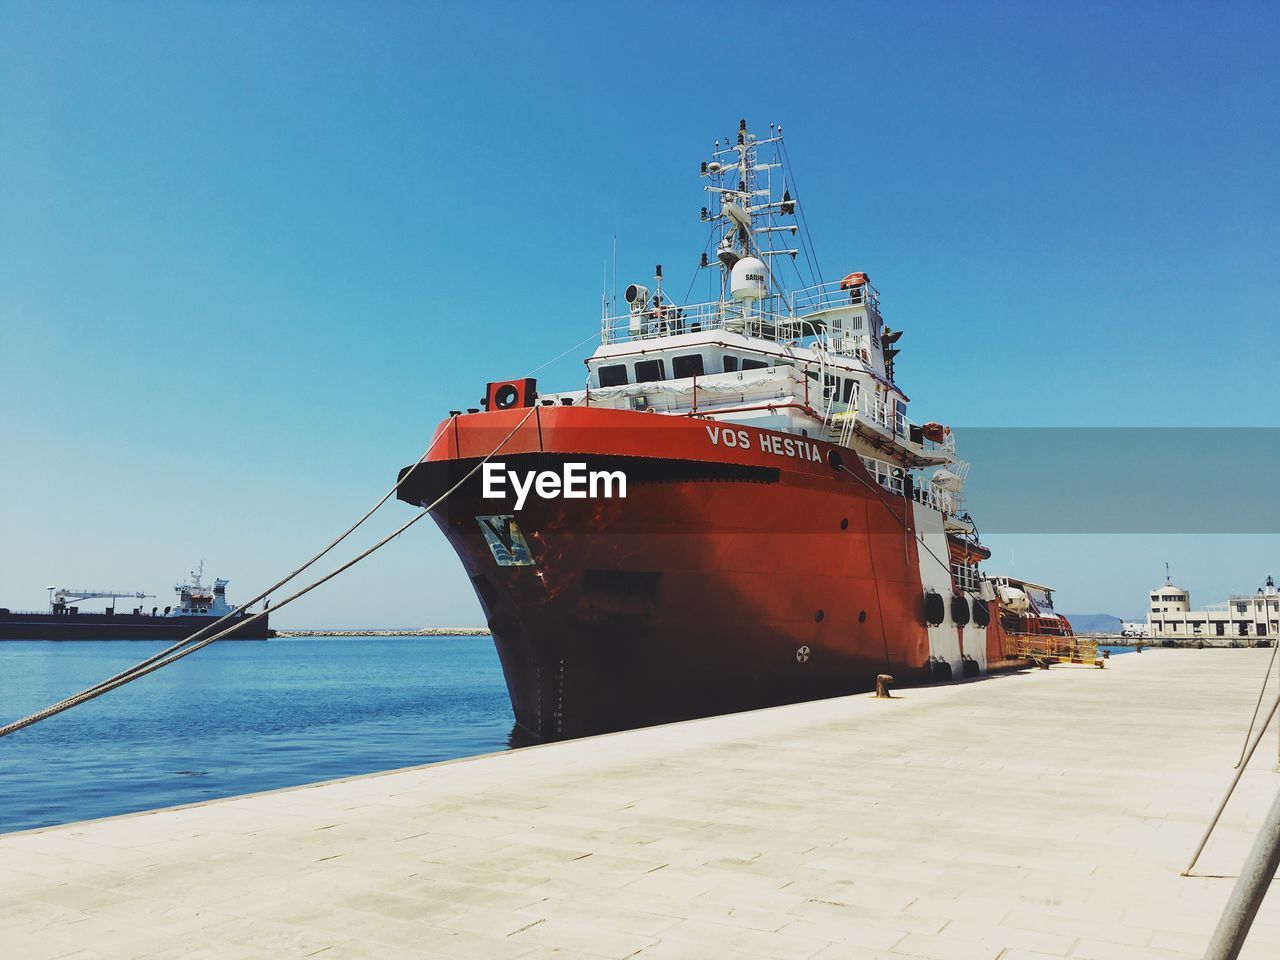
xmin=1148 ymin=576 xmax=1280 ymax=643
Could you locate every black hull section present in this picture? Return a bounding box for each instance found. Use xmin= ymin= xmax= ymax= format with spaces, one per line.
xmin=491 ymin=623 xmax=891 ymax=743
xmin=0 ymin=612 xmax=271 ymax=641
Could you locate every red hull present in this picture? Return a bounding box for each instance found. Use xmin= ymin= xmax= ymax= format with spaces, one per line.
xmin=400 ymin=406 xmax=944 ymax=740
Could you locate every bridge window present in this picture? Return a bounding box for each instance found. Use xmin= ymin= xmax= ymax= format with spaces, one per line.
xmin=742 ymin=358 xmax=768 ymax=371
xmin=842 ymin=379 xmax=857 ymax=403
xmin=723 ymin=355 xmax=739 ymax=373
xmin=597 ymin=364 xmax=628 ymax=387
xmin=673 ymin=354 xmax=705 ymax=379
xmin=634 ymin=359 xmax=666 ymax=383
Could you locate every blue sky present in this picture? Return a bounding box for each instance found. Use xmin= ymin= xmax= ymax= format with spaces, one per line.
xmin=2 ymin=1 xmax=1277 ymax=626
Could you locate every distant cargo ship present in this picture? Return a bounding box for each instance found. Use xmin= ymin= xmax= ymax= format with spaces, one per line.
xmin=0 ymin=564 xmax=270 ymax=640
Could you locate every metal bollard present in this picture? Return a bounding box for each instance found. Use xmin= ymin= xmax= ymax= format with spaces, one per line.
xmin=875 ymin=674 xmax=894 ymax=698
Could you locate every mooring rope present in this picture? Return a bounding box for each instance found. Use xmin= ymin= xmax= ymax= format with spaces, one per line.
xmin=833 ymin=458 xmax=955 ymax=579
xmin=0 ymin=406 xmax=536 ymax=740
xmin=51 ymin=422 xmax=454 ymax=709
xmin=1233 ymin=639 xmax=1280 ymax=768
xmin=1184 ymin=686 xmax=1280 ymax=876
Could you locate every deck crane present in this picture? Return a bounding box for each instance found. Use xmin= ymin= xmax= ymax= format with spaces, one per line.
xmin=48 ymin=586 xmax=156 ymax=613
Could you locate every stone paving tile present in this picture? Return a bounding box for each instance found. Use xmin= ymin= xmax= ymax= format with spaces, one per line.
xmin=656 ymin=917 xmax=829 ymax=959
xmin=3 ymin=651 xmax=1280 ymax=959
xmin=507 ymin=917 xmax=658 ymax=957
xmin=514 ymin=949 xmax=615 ymax=960
xmin=808 ymin=947 xmax=898 ymax=960
xmin=938 ymin=918 xmax=1073 ymax=955
xmin=413 ymin=925 xmax=545 ymax=959
xmin=1 ymin=931 xmax=91 ymax=960
xmin=1001 ymin=909 xmax=1151 ymax=947
xmin=631 ymin=940 xmax=763 ymax=960
xmin=1068 ymin=939 xmax=1198 ymax=960
xmin=778 ymin=914 xmax=907 ymax=949
xmin=890 ymin=932 xmax=1005 ymax=959
xmin=512 ymin=896 xmax=682 ymax=937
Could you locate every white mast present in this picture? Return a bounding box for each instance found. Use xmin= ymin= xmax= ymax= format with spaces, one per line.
xmin=700 ymin=119 xmax=799 ymax=310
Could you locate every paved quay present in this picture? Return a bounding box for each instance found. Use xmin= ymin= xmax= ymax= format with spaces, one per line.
xmin=3 ymin=650 xmax=1280 ymax=960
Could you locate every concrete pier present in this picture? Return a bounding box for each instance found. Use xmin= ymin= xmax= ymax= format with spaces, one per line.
xmin=3 ymin=650 xmax=1280 ymax=959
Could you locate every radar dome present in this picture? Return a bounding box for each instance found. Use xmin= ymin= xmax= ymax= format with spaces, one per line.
xmin=730 ymin=257 xmax=767 ymax=300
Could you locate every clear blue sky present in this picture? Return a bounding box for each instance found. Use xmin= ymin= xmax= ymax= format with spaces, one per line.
xmin=2 ymin=1 xmax=1277 ymax=626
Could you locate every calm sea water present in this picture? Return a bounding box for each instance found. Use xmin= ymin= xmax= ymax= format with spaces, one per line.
xmin=1098 ymin=645 xmax=1137 ymax=656
xmin=0 ymin=636 xmax=514 ymax=835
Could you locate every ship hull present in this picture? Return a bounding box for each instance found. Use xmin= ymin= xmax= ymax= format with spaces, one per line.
xmin=399 ymin=406 xmax=953 ymax=741
xmin=0 ymin=611 xmax=271 ymax=641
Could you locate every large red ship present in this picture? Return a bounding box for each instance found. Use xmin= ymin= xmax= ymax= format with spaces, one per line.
xmin=398 ymin=120 xmax=1070 ymax=740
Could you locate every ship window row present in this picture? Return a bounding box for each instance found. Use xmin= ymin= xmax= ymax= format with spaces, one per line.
xmin=806 ymin=370 xmax=861 ymax=406
xmin=595 ymin=353 xmax=770 ymax=388
xmin=1154 ymin=619 xmax=1277 ymax=636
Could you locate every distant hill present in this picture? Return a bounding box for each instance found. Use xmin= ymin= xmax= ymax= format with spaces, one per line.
xmin=1062 ymin=614 xmax=1124 ymax=634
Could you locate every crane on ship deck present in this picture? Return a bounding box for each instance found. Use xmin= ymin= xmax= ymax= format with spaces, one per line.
xmin=48 ymin=586 xmax=156 ymax=613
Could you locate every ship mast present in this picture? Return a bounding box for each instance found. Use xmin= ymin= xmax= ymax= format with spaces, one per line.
xmin=700 ymin=119 xmax=799 ymax=306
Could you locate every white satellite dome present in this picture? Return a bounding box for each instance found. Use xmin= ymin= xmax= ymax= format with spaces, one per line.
xmin=730 ymin=256 xmax=767 ymax=301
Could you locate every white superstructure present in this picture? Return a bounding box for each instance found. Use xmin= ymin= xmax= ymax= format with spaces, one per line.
xmin=168 ymin=562 xmax=238 ymax=618
xmin=540 ymin=120 xmax=972 ymax=526
xmin=1147 ymin=575 xmax=1280 ymax=643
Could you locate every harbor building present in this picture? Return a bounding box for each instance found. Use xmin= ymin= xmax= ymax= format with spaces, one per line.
xmin=1148 ymin=575 xmax=1280 ymax=642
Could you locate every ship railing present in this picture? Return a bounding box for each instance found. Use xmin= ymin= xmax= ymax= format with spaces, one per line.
xmin=827 ymin=395 xmax=958 ymax=473
xmin=952 ymin=563 xmax=982 ymax=593
xmin=791 ymin=280 xmax=882 ymax=316
xmin=857 ymin=453 xmax=904 ymax=496
xmin=599 ymin=282 xmax=892 ymax=350
xmin=828 ymin=389 xmax=902 ymax=442
xmin=924 ymin=431 xmax=957 ymax=456
xmin=599 ymin=299 xmax=788 ymax=348
xmin=600 ymin=295 xmax=800 ymax=345
xmin=7 ymin=607 xmax=163 ymax=616
xmin=913 ymin=482 xmax=954 ymax=514
xmin=1005 ymin=633 xmax=1105 ymax=668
